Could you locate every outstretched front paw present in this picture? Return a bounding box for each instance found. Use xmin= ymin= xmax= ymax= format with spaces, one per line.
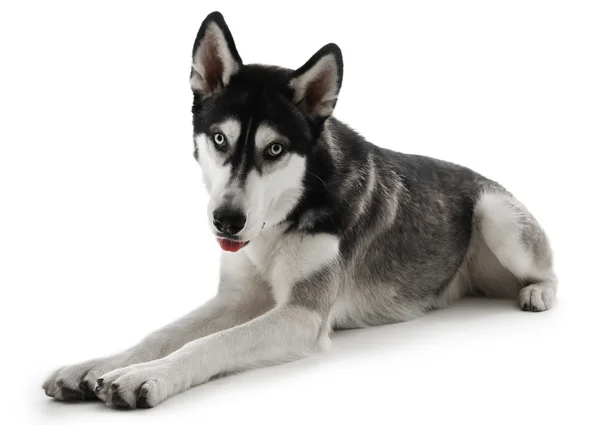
xmin=94 ymin=360 xmax=179 ymax=409
xmin=42 ymin=355 xmax=136 ymax=402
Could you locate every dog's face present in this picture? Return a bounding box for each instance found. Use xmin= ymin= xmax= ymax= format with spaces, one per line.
xmin=190 ymin=12 xmax=343 ymax=252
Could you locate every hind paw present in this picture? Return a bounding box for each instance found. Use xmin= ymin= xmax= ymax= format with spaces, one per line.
xmin=519 ymin=284 xmax=555 ymax=312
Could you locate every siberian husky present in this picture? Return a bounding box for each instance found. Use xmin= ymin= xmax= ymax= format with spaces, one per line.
xmin=43 ymin=11 xmax=558 ymax=409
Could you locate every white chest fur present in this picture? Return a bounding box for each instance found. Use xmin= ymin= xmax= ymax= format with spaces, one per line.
xmin=243 ymin=227 xmax=340 ymax=306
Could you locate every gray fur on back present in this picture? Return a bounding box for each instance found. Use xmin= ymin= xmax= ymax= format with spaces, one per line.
xmin=298 ymin=118 xmax=552 ymax=328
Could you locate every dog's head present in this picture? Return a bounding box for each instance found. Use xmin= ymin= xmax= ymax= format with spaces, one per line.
xmin=190 ymin=12 xmax=343 ymax=252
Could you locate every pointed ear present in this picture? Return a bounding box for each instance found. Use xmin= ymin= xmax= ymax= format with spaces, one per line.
xmin=290 ymin=43 xmax=343 ymax=119
xmin=190 ymin=12 xmax=243 ymax=96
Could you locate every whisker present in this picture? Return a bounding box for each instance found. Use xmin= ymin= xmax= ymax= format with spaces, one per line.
xmin=306 ymin=171 xmax=327 ymax=188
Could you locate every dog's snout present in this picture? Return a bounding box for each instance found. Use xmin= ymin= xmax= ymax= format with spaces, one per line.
xmin=213 ymin=207 xmax=246 ymax=235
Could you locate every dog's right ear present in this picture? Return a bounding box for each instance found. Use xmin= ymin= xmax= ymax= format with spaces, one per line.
xmin=190 ymin=12 xmax=243 ymax=96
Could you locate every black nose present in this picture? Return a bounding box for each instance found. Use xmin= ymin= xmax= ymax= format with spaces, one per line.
xmin=213 ymin=207 xmax=246 ymax=235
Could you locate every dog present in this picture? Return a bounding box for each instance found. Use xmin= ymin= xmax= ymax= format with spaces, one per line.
xmin=42 ymin=11 xmax=558 ymax=409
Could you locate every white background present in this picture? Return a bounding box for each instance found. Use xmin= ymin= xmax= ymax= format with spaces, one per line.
xmin=1 ymin=0 xmax=599 ymax=423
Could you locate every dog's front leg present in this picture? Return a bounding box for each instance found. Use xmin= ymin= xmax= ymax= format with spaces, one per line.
xmin=95 ymin=233 xmax=341 ymax=409
xmin=43 ymin=254 xmax=273 ymax=402
xmin=96 ymin=300 xmax=334 ymax=409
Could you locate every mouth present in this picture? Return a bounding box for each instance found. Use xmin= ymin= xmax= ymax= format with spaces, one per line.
xmin=216 ymin=237 xmax=249 ymax=253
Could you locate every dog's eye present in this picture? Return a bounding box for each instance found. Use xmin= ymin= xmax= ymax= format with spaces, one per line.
xmin=266 ymin=143 xmax=284 ymax=159
xmin=211 ymin=133 xmax=228 ymax=150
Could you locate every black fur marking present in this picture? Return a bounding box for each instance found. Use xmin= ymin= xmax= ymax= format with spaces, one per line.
xmin=225 ymin=114 xmax=258 ymax=182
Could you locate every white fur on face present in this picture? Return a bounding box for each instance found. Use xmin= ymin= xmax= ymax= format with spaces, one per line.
xmin=243 ymin=123 xmax=306 ymax=238
xmin=254 ymin=123 xmax=283 ymax=151
xmin=195 ymin=118 xmax=242 ymax=232
xmin=195 ymin=118 xmax=241 ymax=192
xmin=242 ymin=154 xmax=306 ymax=240
xmin=196 ymin=133 xmax=231 ymax=219
xmin=216 ymin=119 xmax=242 ymax=150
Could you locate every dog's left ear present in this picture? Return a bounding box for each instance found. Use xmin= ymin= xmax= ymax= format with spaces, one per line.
xmin=290 ymin=43 xmax=344 ymax=119
xmin=190 ymin=12 xmax=243 ymax=96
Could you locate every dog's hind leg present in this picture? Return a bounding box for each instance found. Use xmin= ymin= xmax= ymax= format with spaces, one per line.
xmin=473 ymin=189 xmax=558 ymax=312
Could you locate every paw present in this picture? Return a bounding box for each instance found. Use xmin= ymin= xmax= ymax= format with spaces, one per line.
xmin=42 ymin=355 xmax=134 ymax=401
xmin=94 ymin=361 xmax=176 ymax=409
xmin=519 ymin=284 xmax=555 ymax=312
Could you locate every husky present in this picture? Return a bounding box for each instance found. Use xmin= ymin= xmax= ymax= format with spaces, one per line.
xmin=43 ymin=11 xmax=558 ymax=409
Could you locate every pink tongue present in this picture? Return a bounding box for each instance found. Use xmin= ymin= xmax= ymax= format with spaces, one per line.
xmin=217 ymin=238 xmax=246 ymax=252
